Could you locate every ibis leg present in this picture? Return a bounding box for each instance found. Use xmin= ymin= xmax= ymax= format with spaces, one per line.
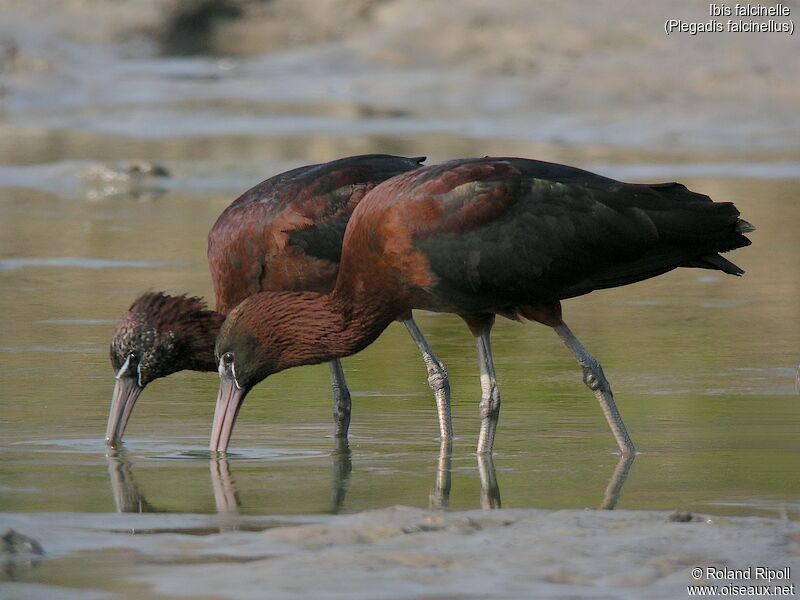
xmin=476 ymin=324 xmax=501 ymax=454
xmin=553 ymin=321 xmax=636 ymax=455
xmin=403 ymin=319 xmax=453 ymax=441
xmin=328 ymin=359 xmax=351 ymax=438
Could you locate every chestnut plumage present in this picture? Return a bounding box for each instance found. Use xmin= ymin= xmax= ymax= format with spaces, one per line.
xmin=107 ymin=154 xmax=442 ymax=447
xmin=212 ymin=157 xmax=753 ymax=454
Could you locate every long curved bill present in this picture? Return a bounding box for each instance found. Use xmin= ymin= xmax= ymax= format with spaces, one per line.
xmin=106 ymin=374 xmax=144 ymax=447
xmin=210 ymin=373 xmax=247 ymax=453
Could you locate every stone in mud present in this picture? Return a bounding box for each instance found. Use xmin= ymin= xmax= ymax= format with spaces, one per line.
xmin=2 ymin=529 xmax=45 ymax=580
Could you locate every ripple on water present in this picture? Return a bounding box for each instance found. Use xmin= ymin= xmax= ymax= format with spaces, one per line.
xmin=11 ymin=438 xmax=111 ymax=453
xmin=158 ymin=448 xmax=330 ymax=461
xmin=8 ymin=439 xmax=325 ymax=463
xmin=0 ymin=346 xmax=105 ymax=354
xmin=35 ymin=319 xmax=118 ymax=326
xmin=0 ymin=257 xmax=180 ymax=271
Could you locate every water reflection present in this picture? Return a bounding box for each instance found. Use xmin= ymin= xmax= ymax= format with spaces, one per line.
xmin=599 ymin=455 xmax=636 ymax=511
xmin=105 ymin=448 xmax=156 ymax=513
xmin=477 ymin=453 xmax=502 ymax=509
xmin=330 ymin=438 xmax=353 ymax=514
xmin=106 ymin=442 xmax=635 ymax=515
xmin=209 ymin=456 xmax=240 ymax=515
xmin=431 ymin=448 xmax=633 ymax=511
xmin=428 ymin=444 xmax=502 ymax=509
xmin=429 ymin=441 xmax=452 ymax=509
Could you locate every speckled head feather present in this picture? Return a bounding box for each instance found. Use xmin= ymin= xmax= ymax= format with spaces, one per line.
xmin=110 ymin=291 xmax=224 ymax=385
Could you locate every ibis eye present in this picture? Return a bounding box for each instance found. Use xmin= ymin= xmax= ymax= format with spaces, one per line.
xmin=222 ymin=352 xmax=234 ymax=365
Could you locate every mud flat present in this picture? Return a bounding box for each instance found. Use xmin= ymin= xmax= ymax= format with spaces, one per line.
xmin=1 ymin=507 xmax=797 ymax=599
xmin=0 ymin=0 xmax=798 ymax=165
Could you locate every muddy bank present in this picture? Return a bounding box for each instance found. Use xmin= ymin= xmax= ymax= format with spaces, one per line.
xmin=0 ymin=0 xmax=798 ymax=164
xmin=1 ymin=507 xmax=798 ymax=599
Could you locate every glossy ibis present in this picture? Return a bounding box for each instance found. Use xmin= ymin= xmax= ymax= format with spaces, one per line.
xmin=107 ymin=154 xmax=453 ymax=445
xmin=211 ymin=157 xmax=753 ymax=454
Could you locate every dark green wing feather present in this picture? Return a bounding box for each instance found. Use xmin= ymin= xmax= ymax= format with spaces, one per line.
xmin=412 ymin=159 xmax=750 ymax=311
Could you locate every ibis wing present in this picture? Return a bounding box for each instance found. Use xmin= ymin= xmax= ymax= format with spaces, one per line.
xmin=412 ymin=168 xmax=748 ymax=310
xmin=209 ymin=155 xmax=425 ymax=313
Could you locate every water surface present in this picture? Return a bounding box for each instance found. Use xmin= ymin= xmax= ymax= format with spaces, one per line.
xmin=1 ymin=162 xmax=797 ymax=520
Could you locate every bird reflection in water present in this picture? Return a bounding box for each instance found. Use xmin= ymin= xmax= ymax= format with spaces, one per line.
xmin=209 ymin=456 xmax=240 ymax=515
xmin=208 ymin=439 xmax=354 ymax=517
xmin=105 ymin=448 xmax=155 ymax=513
xmin=477 ymin=452 xmax=501 ymax=509
xmin=429 ymin=441 xmax=452 ymax=509
xmin=106 ymin=449 xmax=241 ymax=533
xmin=425 ymin=442 xmax=501 ymax=509
xmin=600 ymin=454 xmax=636 ymax=510
xmin=330 ymin=438 xmax=353 ymax=514
xmin=106 ymin=444 xmax=635 ymax=515
xmin=428 ymin=444 xmax=501 ymax=509
xmin=429 ymin=447 xmax=635 ymax=511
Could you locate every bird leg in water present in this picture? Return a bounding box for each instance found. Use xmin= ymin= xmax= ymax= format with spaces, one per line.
xmin=475 ymin=324 xmax=501 ymax=453
xmin=328 ymin=359 xmax=352 ymax=438
xmin=403 ymin=319 xmax=453 ymax=441
xmin=552 ymin=321 xmax=636 ymax=456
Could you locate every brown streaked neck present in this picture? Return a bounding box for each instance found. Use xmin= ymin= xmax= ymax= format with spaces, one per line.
xmin=233 ymin=289 xmax=403 ymax=373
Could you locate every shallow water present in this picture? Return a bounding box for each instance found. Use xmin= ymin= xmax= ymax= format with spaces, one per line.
xmin=1 ymin=160 xmax=798 ymax=521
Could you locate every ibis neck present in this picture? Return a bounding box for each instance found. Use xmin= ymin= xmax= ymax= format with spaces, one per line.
xmin=260 ymin=290 xmax=402 ymax=372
